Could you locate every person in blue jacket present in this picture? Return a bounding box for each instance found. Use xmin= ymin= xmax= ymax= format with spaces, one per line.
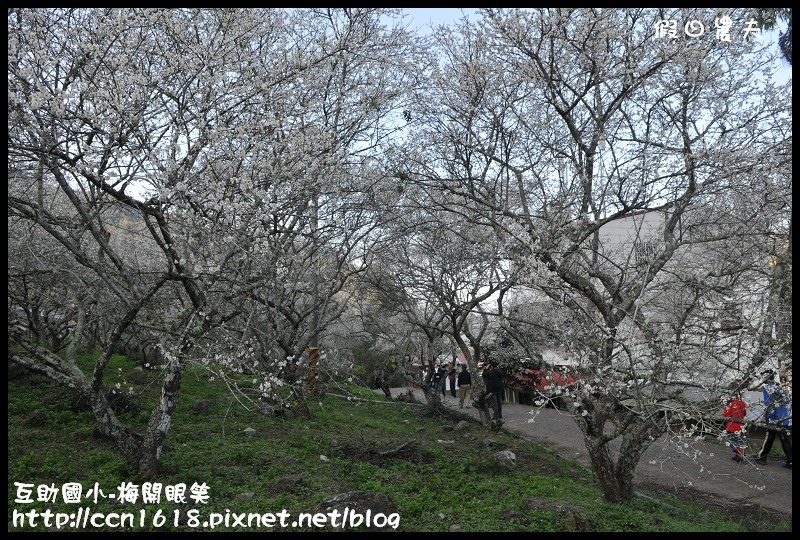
xmin=752 ymin=367 xmax=792 ymax=469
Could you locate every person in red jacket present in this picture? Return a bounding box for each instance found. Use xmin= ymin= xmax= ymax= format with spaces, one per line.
xmin=723 ymin=395 xmax=747 ymax=462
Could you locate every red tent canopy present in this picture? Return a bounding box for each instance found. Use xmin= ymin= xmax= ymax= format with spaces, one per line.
xmin=509 ymin=368 xmax=585 ymax=396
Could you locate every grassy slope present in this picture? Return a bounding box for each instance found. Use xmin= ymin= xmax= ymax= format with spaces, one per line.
xmin=7 ymin=353 xmax=792 ymax=532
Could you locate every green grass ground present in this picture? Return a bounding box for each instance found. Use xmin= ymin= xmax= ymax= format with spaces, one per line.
xmin=7 ymin=353 xmax=792 ymax=532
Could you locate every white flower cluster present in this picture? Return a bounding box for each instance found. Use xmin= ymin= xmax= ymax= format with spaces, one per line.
xmin=258 ymin=375 xmax=285 ymax=398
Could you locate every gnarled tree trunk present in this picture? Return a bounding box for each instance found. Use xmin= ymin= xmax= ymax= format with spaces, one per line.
xmin=576 ymin=400 xmax=668 ymax=502
xmin=137 ymin=356 xmax=186 ymax=476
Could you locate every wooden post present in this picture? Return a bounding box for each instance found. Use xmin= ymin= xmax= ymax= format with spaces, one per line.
xmin=308 ymin=346 xmax=319 ymax=396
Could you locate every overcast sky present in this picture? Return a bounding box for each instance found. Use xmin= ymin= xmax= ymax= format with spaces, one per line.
xmin=400 ymin=8 xmax=791 ymax=84
xmin=401 ymin=8 xmax=476 ymax=34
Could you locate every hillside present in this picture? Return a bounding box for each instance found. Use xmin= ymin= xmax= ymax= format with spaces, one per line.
xmin=7 ymin=353 xmax=791 ymax=532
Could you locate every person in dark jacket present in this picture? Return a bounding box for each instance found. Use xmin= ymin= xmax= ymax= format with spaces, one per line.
xmin=482 ymin=361 xmax=504 ymax=419
xmin=457 ymin=364 xmax=472 ymax=408
xmin=431 ymin=363 xmax=444 ymax=392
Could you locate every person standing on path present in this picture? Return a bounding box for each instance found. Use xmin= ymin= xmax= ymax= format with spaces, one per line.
xmin=722 ymin=395 xmax=747 ymax=462
xmin=753 ymin=367 xmax=792 ymax=469
xmin=447 ymin=366 xmax=457 ymax=397
xmin=457 ymin=364 xmax=472 ymax=408
xmin=482 ymin=361 xmax=504 ymax=420
xmin=431 ymin=363 xmax=444 ymax=393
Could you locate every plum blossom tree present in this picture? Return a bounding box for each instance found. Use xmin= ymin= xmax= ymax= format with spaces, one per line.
xmin=400 ymin=8 xmax=791 ymax=501
xmin=8 ymin=8 xmax=425 ymax=473
xmin=176 ymin=8 xmax=428 ymax=418
xmin=363 ymin=178 xmax=518 ymax=422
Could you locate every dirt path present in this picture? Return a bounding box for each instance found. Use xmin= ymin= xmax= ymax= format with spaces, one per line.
xmin=388 ymin=387 xmax=792 ymax=517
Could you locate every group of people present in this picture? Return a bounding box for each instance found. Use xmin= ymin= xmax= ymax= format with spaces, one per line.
xmin=427 ymin=360 xmax=504 ymax=419
xmin=723 ymin=366 xmax=791 ymax=469
xmin=428 ymin=360 xmax=790 ymax=465
xmin=428 ymin=362 xmax=474 ymax=409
